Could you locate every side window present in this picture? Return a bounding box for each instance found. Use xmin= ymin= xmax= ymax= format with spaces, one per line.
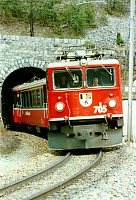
xmin=31 ymin=88 xmax=44 ymax=108
xmin=26 ymin=92 xmax=29 ymax=107
xmin=20 ymin=87 xmax=45 ymax=108
xmin=32 ymin=90 xmax=37 ymax=107
xmin=28 ymin=91 xmax=32 ymax=107
xmin=20 ymin=88 xmax=44 ymax=108
xmin=21 ymin=92 xmax=30 ymax=108
xmin=37 ymin=89 xmax=41 ymax=107
xmin=22 ymin=92 xmax=26 ymax=108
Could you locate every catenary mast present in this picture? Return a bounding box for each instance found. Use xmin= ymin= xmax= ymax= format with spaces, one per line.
xmin=127 ymin=0 xmax=135 ymax=143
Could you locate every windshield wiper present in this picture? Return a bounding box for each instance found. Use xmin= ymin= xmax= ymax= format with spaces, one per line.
xmin=66 ymin=66 xmax=74 ymax=80
xmin=101 ymin=65 xmax=112 ymax=76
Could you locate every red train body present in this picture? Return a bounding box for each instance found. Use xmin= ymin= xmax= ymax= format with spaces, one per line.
xmin=10 ymin=56 xmax=123 ymax=150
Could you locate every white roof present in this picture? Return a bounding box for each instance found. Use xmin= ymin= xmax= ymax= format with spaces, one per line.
xmin=12 ymin=78 xmax=46 ymax=91
xmin=48 ymin=59 xmax=119 ymax=68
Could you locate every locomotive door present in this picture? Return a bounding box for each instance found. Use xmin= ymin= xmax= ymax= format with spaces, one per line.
xmin=42 ymin=86 xmax=49 ymax=128
xmin=13 ymin=103 xmax=22 ymax=123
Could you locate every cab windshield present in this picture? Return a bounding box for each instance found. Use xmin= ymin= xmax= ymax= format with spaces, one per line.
xmin=86 ymin=67 xmax=115 ymax=87
xmin=53 ymin=69 xmax=82 ymax=89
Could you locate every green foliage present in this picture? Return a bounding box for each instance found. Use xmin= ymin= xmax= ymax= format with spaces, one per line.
xmin=0 ymin=0 xmax=24 ymax=20
xmin=0 ymin=0 xmax=97 ymax=36
xmin=35 ymin=0 xmax=61 ymax=25
xmin=116 ymin=33 xmax=124 ymax=45
xmin=0 ymin=0 xmax=130 ymax=37
xmin=55 ymin=4 xmax=96 ymax=36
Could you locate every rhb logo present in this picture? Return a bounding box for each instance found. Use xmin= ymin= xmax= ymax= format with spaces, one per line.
xmin=79 ymin=93 xmax=92 ymax=107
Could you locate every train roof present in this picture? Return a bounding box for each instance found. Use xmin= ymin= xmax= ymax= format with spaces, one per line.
xmin=12 ymin=78 xmax=46 ymax=91
xmin=48 ymin=59 xmax=120 ymax=68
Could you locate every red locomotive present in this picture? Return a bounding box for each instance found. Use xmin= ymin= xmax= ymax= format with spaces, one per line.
xmin=10 ymin=52 xmax=123 ymax=150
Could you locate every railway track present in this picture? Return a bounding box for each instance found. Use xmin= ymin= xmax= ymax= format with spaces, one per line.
xmin=0 ymin=152 xmax=71 ymax=198
xmin=0 ymin=150 xmax=102 ymax=200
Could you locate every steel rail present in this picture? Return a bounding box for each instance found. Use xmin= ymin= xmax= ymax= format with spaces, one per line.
xmin=0 ymin=152 xmax=71 ymax=197
xmin=24 ymin=150 xmax=103 ymax=200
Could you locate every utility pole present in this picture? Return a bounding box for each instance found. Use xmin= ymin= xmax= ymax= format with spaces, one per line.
xmin=127 ymin=0 xmax=135 ymax=143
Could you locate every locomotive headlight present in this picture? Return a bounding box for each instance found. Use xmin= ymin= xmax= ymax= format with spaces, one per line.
xmin=55 ymin=102 xmax=65 ymax=112
xmin=108 ymin=99 xmax=116 ymax=108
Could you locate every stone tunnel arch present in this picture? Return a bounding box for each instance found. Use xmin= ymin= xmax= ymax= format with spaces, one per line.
xmin=1 ymin=59 xmax=46 ymax=126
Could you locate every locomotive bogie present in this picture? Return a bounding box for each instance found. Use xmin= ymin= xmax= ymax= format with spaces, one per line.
xmin=48 ymin=127 xmax=123 ymax=150
xmin=48 ymin=116 xmax=123 ymax=149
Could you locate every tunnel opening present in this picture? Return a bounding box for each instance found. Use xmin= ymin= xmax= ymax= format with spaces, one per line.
xmin=1 ymin=67 xmax=46 ymax=127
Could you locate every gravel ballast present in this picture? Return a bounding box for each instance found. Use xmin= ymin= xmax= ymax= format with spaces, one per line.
xmin=0 ymin=127 xmax=136 ymax=200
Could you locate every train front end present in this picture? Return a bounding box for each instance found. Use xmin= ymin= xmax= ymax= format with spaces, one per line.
xmin=47 ymin=57 xmax=123 ymax=150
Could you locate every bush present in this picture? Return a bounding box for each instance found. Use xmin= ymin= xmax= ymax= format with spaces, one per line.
xmin=54 ymin=4 xmax=96 ymax=36
xmin=1 ymin=0 xmax=25 ymax=18
xmin=116 ymin=32 xmax=124 ymax=45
